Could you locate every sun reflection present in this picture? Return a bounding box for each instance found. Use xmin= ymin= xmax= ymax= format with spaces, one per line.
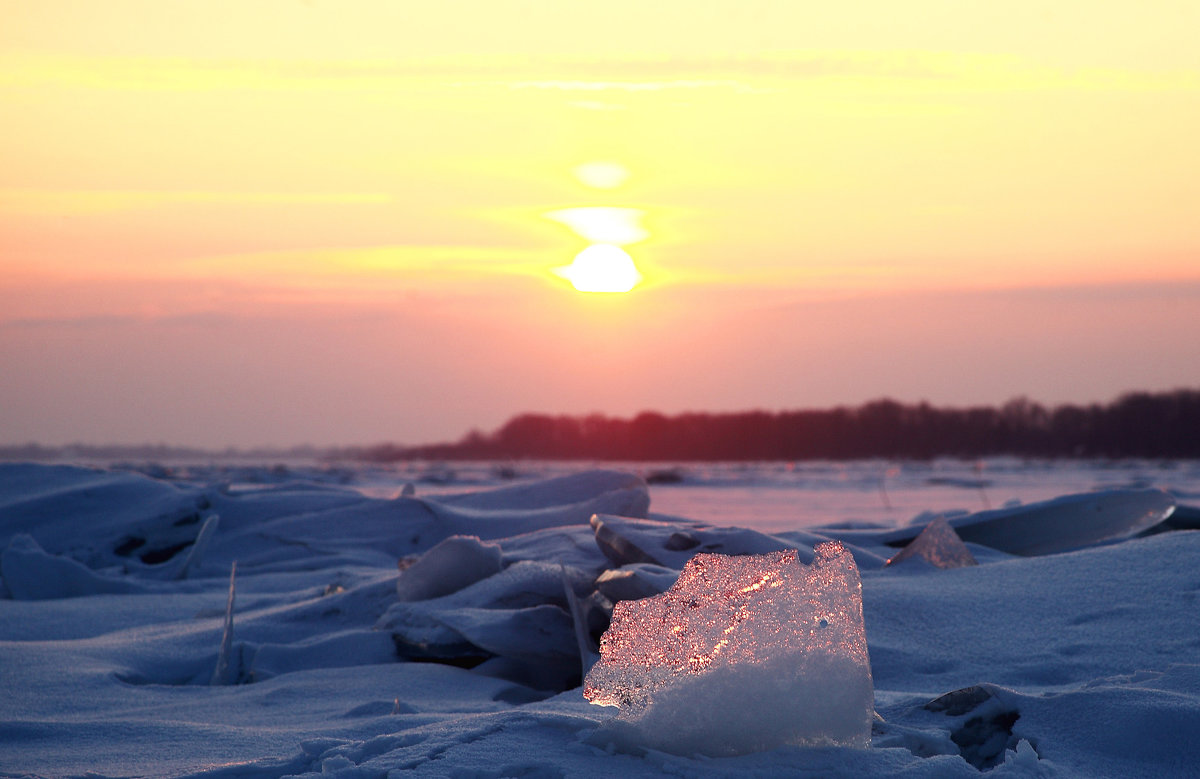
xmin=543 ymin=206 xmax=648 ymax=245
xmin=574 ymin=161 xmax=630 ymax=189
xmin=554 ymin=244 xmax=642 ymax=293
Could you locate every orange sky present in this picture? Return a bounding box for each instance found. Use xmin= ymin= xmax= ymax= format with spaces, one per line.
xmin=2 ymin=1 xmax=1198 ymax=447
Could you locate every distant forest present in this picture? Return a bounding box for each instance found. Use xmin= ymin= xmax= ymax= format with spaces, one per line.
xmin=354 ymin=389 xmax=1200 ymax=462
xmin=4 ymin=389 xmax=1197 ymax=464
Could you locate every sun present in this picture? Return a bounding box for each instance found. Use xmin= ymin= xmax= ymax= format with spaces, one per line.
xmin=554 ymin=244 xmax=642 ymax=293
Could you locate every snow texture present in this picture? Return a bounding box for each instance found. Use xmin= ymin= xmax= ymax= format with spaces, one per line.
xmin=584 ymin=542 xmax=874 ymax=755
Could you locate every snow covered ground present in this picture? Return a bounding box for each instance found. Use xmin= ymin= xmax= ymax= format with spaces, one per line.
xmin=1 ymin=459 xmax=1198 ymax=777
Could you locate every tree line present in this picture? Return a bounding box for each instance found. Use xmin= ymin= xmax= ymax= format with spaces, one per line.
xmin=356 ymin=388 xmax=1200 ymax=462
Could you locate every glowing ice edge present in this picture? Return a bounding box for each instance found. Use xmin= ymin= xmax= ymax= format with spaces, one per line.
xmin=584 ymin=542 xmax=874 ymax=756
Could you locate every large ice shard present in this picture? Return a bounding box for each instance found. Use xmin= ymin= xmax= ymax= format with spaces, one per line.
xmin=583 ymin=541 xmax=874 ymax=756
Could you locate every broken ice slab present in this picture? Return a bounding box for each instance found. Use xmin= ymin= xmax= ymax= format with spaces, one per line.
xmin=594 ymin=563 xmax=679 ymax=602
xmin=948 ymin=489 xmax=1175 ymax=555
xmin=583 ymin=541 xmax=874 ymax=756
xmin=1159 ymin=502 xmax=1200 ymax=530
xmin=827 ymin=488 xmax=1176 ymax=556
xmin=380 ymin=560 xmax=594 ymax=689
xmin=1 ymin=534 xmax=147 ymax=599
xmin=562 ymin=566 xmax=600 ymax=676
xmin=590 ymin=514 xmax=888 ymax=571
xmin=395 ymin=535 xmax=502 ymax=601
xmin=885 ymin=517 xmax=977 ymax=569
xmin=422 ymin=470 xmax=651 ymax=535
xmin=590 ymin=514 xmax=794 ymax=569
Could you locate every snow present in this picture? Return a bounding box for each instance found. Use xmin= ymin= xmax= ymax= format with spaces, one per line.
xmin=1 ymin=459 xmax=1199 ymax=777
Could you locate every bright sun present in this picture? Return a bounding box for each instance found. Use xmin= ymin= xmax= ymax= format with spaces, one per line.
xmin=555 ymin=244 xmax=642 ymax=293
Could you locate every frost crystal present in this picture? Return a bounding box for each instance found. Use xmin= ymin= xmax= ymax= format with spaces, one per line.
xmin=583 ymin=541 xmax=874 ymax=755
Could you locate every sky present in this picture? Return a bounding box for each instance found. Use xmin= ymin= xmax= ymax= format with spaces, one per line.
xmin=2 ymin=1 xmax=1198 ymax=448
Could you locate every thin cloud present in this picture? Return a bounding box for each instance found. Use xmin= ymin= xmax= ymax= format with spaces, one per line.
xmin=151 ymin=246 xmax=559 ymax=305
xmin=504 ymin=79 xmax=743 ymax=92
xmin=0 ymin=189 xmax=393 ymax=215
xmin=6 ymin=51 xmax=1196 ymax=94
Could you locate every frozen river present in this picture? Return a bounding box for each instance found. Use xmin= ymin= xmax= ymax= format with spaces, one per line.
xmin=2 ymin=457 xmax=1199 ymax=776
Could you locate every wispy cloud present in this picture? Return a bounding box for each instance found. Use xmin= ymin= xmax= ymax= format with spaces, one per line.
xmin=4 ymin=51 xmax=1196 ymax=93
xmin=182 ymin=244 xmax=546 ymax=279
xmin=567 ymin=100 xmax=626 ymax=111
xmin=503 ymin=79 xmax=743 ymax=92
xmin=0 ymin=243 xmax=551 ymax=328
xmin=0 ymin=189 xmax=393 ymax=215
xmin=0 ymin=311 xmax=236 ymax=330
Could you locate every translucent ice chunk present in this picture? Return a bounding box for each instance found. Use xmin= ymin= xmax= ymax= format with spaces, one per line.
xmin=885 ymin=517 xmax=977 ymax=569
xmin=583 ymin=541 xmax=874 ymax=755
xmin=395 ymin=535 xmax=501 ymax=602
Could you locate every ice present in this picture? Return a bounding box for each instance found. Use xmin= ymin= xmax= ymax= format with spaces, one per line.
xmin=562 ymin=566 xmax=600 ymax=674
xmin=594 ymin=563 xmax=679 ymax=602
xmin=583 ymin=541 xmax=874 ymax=755
xmin=1 ymin=533 xmax=146 ymax=599
xmin=395 ymin=535 xmax=502 ymax=601
xmin=380 ymin=561 xmax=595 ymax=690
xmin=210 ymin=562 xmax=238 ymax=685
xmin=430 ymin=470 xmax=648 ymax=514
xmin=5 ymin=460 xmax=1200 ymax=776
xmin=1163 ymin=502 xmax=1200 ymax=529
xmin=885 ymin=517 xmax=977 ymax=569
xmin=591 ymin=513 xmax=887 ymax=571
xmin=946 ymin=488 xmax=1175 ymax=555
xmin=172 ymin=513 xmax=220 ymax=580
xmin=422 ymin=470 xmax=651 ymax=537
xmin=590 ymin=514 xmax=797 ymax=569
xmin=827 ymin=488 xmax=1176 ymax=556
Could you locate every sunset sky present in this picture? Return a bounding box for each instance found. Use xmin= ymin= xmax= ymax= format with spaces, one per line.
xmin=2 ymin=1 xmax=1198 ymax=448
